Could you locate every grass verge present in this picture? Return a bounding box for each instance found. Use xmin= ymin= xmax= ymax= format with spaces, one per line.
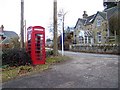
xmin=2 ymin=55 xmax=70 ymax=82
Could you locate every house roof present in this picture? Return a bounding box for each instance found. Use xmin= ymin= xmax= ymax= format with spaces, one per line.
xmin=3 ymin=31 xmax=19 ymax=39
xmin=104 ymin=6 xmax=118 ymax=19
xmin=88 ymin=11 xmax=107 ymax=23
xmin=84 ymin=30 xmax=93 ymax=37
xmin=0 ymin=30 xmax=19 ymax=43
xmin=84 ymin=14 xmax=95 ymax=25
xmin=1 ymin=37 xmax=10 ymax=44
xmin=75 ymin=5 xmax=119 ymax=29
xmin=98 ymin=11 xmax=107 ymax=20
xmin=79 ymin=18 xmax=86 ymax=24
xmin=74 ymin=18 xmax=86 ymax=28
xmin=79 ymin=30 xmax=93 ymax=37
xmin=74 ymin=14 xmax=97 ymax=28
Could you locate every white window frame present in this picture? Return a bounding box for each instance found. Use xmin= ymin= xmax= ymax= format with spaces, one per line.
xmin=97 ymin=32 xmax=102 ymax=43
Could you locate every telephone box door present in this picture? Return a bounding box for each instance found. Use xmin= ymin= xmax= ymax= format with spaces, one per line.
xmin=33 ymin=33 xmax=45 ymax=65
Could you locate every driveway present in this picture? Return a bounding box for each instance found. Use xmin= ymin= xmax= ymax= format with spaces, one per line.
xmin=2 ymin=51 xmax=118 ymax=88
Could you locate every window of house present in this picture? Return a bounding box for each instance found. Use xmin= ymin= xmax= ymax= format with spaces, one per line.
xmin=97 ymin=19 xmax=101 ymax=27
xmin=79 ymin=36 xmax=84 ymax=43
xmin=97 ymin=32 xmax=102 ymax=43
xmin=88 ymin=37 xmax=91 ymax=44
xmin=78 ymin=25 xmax=81 ymax=29
xmin=85 ymin=36 xmax=87 ymax=44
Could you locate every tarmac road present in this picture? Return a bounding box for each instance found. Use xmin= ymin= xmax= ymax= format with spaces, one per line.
xmin=2 ymin=51 xmax=119 ymax=88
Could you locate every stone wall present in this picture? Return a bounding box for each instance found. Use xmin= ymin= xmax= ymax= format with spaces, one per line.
xmin=69 ymin=44 xmax=119 ymax=54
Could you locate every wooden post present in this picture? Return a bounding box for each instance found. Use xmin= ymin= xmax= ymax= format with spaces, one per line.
xmin=20 ymin=0 xmax=24 ymax=48
xmin=53 ymin=0 xmax=58 ymax=56
xmin=118 ymin=1 xmax=120 ymax=44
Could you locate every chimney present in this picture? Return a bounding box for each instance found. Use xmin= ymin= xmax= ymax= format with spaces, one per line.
xmin=0 ymin=25 xmax=4 ymax=33
xmin=83 ymin=11 xmax=88 ymax=19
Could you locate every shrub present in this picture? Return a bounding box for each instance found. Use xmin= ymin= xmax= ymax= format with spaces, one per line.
xmin=46 ymin=50 xmax=54 ymax=57
xmin=2 ymin=48 xmax=32 ymax=66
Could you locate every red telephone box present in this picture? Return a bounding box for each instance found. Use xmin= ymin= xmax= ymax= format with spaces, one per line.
xmin=26 ymin=26 xmax=46 ymax=65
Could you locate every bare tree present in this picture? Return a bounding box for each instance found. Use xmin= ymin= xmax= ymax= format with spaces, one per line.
xmin=48 ymin=9 xmax=66 ymax=36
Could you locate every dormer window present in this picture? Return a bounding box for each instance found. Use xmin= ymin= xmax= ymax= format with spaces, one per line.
xmin=97 ymin=19 xmax=101 ymax=27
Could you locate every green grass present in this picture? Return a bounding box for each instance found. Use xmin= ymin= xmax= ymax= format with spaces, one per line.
xmin=2 ymin=55 xmax=70 ymax=82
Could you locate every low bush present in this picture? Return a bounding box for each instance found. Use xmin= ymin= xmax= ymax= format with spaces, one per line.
xmin=46 ymin=50 xmax=54 ymax=57
xmin=2 ymin=48 xmax=32 ymax=66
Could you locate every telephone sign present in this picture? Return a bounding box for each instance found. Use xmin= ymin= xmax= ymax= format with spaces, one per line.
xmin=26 ymin=26 xmax=46 ymax=65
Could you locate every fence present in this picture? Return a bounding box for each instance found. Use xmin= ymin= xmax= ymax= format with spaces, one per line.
xmin=69 ymin=44 xmax=119 ymax=54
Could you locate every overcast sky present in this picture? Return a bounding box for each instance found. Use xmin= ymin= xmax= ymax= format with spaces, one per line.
xmin=0 ymin=0 xmax=104 ymax=39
